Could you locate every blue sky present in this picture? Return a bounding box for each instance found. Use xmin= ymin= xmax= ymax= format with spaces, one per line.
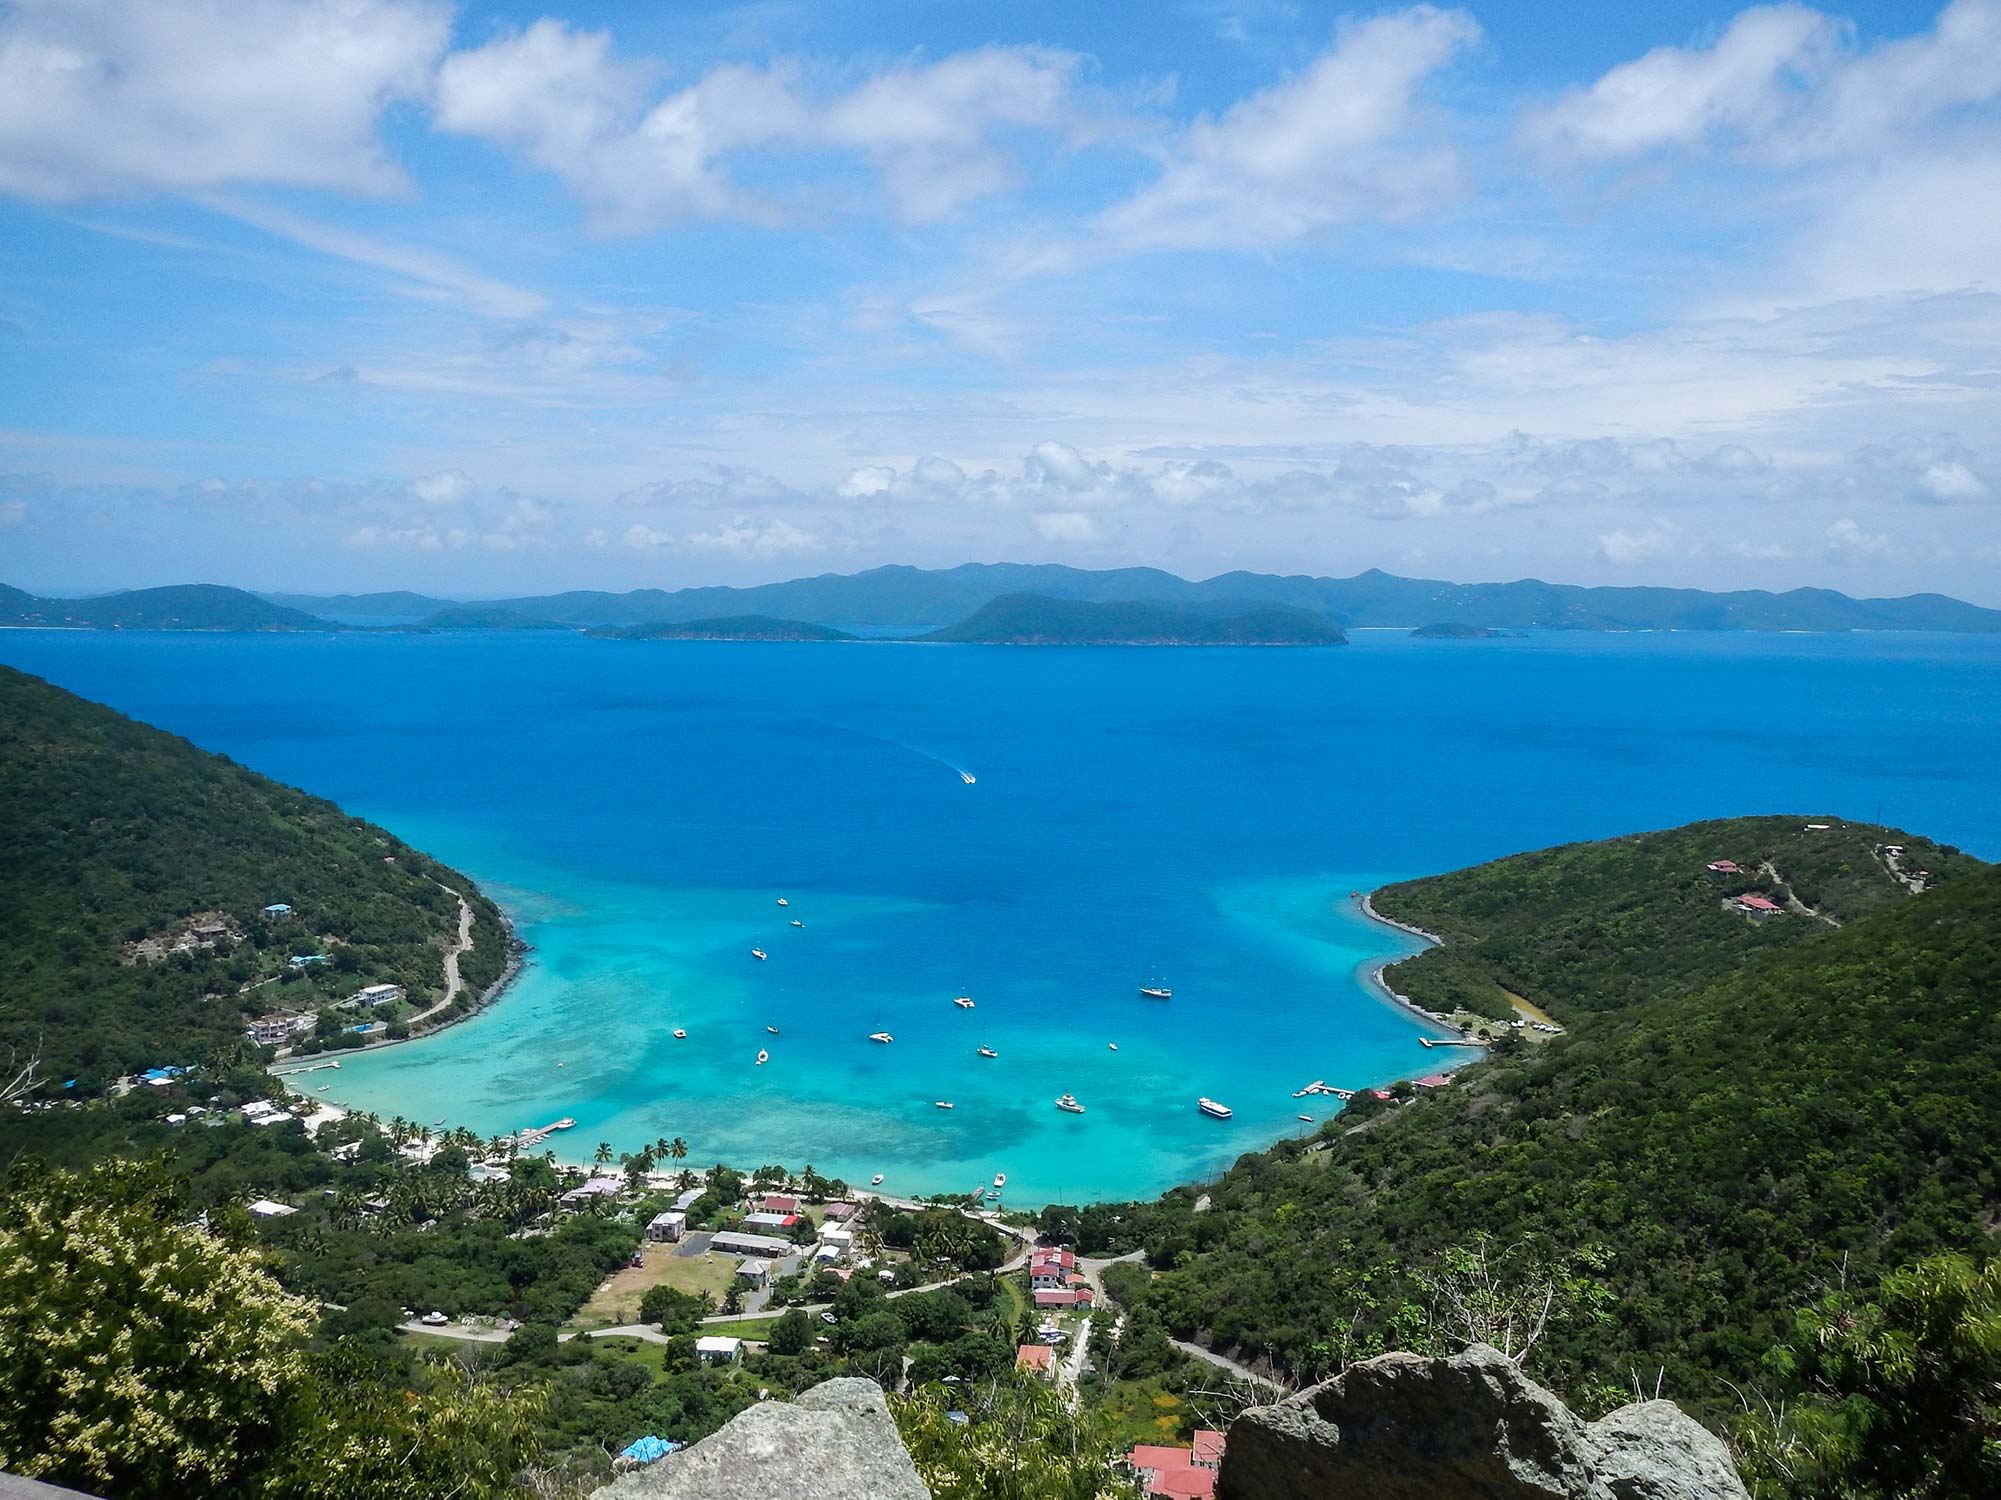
xmin=2 ymin=0 xmax=1999 ymax=601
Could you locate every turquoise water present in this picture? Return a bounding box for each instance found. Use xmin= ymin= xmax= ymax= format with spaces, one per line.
xmin=5 ymin=627 xmax=1999 ymax=1204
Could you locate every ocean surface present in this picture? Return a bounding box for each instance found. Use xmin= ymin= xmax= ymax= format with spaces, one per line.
xmin=6 ymin=626 xmax=1999 ymax=1205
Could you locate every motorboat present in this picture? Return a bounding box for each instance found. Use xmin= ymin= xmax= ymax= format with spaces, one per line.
xmin=960 ymin=771 xmax=976 ymax=785
xmin=1139 ymin=984 xmax=1172 ymax=1000
xmin=766 ymin=1025 xmax=780 ymax=1035
xmin=756 ymin=1049 xmax=769 ymax=1066
xmin=751 ymin=948 xmax=767 ymax=961
xmin=935 ymin=1101 xmax=954 ymax=1110
xmin=1055 ymin=1094 xmax=1085 ymax=1114
xmin=869 ymin=1031 xmax=894 ymax=1044
xmin=871 ymin=1173 xmax=885 ymax=1185
xmin=1297 ymin=1114 xmax=1313 ymax=1122
xmin=673 ymin=1029 xmax=687 ymax=1039
xmin=791 ymin=919 xmax=803 ymax=927
xmin=1108 ymin=1042 xmax=1118 ymax=1051
xmin=993 ymin=1172 xmax=1006 ymax=1189
xmin=552 ymin=1118 xmax=575 ymax=1130
xmin=1197 ymin=1097 xmax=1233 ymax=1120
xmin=776 ymin=898 xmax=789 ymax=906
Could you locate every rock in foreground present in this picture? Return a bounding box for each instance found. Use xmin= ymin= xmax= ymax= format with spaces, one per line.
xmin=1217 ymin=1344 xmax=1748 ymax=1500
xmin=592 ymin=1378 xmax=928 ymax=1500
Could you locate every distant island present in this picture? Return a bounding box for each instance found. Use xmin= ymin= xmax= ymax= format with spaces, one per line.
xmin=593 ymin=615 xmax=856 ymax=642
xmin=1410 ymin=622 xmax=1518 ymax=639
xmin=917 ymin=594 xmax=1347 ymax=646
xmin=13 ymin=560 xmax=2001 ymax=636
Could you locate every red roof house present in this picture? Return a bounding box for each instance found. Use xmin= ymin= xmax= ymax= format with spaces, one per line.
xmin=1191 ymin=1430 xmax=1226 ymax=1468
xmin=1129 ymin=1443 xmax=1220 ymax=1499
xmin=1413 ymin=1073 xmax=1454 ymax=1089
xmin=1015 ymin=1344 xmax=1054 ymax=1376
xmin=759 ymin=1194 xmax=799 ymax=1213
xmin=1734 ymin=894 xmax=1783 ymax=916
xmin=1706 ymin=859 xmax=1740 ymax=875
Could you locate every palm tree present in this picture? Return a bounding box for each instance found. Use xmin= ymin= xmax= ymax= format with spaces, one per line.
xmin=668 ymin=1137 xmax=689 ymax=1162
xmin=594 ymin=1140 xmax=614 ymax=1166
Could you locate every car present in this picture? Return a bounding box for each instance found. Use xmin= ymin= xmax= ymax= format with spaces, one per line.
xmin=820 ymin=1312 xmax=837 ymax=1324
xmin=420 ymin=1311 xmax=449 ymax=1326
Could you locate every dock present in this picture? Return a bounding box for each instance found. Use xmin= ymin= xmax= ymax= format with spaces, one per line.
xmin=1419 ymin=1037 xmax=1483 ymax=1049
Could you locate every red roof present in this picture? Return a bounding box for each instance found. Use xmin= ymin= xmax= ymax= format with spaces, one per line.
xmin=1370 ymin=1088 xmax=1395 ymax=1100
xmin=1413 ymin=1073 xmax=1454 ymax=1089
xmin=760 ymin=1195 xmax=798 ymax=1212
xmin=1031 ymin=1248 xmax=1074 ymax=1267
xmin=1736 ymin=894 xmax=1782 ymax=912
xmin=1128 ymin=1445 xmax=1191 ymax=1473
xmin=1707 ymin=860 xmax=1740 ymax=872
xmin=1154 ymin=1470 xmax=1216 ymax=1498
xmin=1191 ymin=1431 xmax=1226 ymax=1465
xmin=1034 ymin=1288 xmax=1078 ymax=1307
xmin=1016 ymin=1344 xmax=1053 ymax=1371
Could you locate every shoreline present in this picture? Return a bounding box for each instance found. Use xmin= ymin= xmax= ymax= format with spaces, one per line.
xmin=1352 ymin=891 xmax=1484 ymax=1047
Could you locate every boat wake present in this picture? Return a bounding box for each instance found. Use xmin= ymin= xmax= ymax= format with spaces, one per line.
xmin=814 ymin=719 xmax=975 ymax=787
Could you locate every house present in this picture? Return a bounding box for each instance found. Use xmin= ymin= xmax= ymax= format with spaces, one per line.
xmin=355 ymin=983 xmax=405 ymax=1007
xmin=1733 ymin=893 xmax=1784 ymax=919
xmin=262 ymin=903 xmax=294 ymax=919
xmin=1412 ymin=1073 xmax=1455 ymax=1090
xmin=240 ymin=1100 xmax=294 ymax=1127
xmin=1030 ymin=1247 xmax=1075 ymax=1270
xmin=247 ymin=1198 xmax=296 ymax=1218
xmin=1016 ymin=1344 xmax=1054 ymax=1378
xmin=742 ymin=1211 xmax=800 ymax=1235
xmin=1704 ymin=860 xmax=1741 ymax=878
xmin=289 ymin=954 xmax=328 ymax=967
xmin=646 ymin=1211 xmax=687 ymax=1243
xmin=673 ymin=1187 xmax=704 ymax=1211
xmin=247 ymin=1013 xmax=311 ymax=1046
xmin=559 ymin=1176 xmax=625 ymax=1206
xmin=1033 ymin=1287 xmax=1094 ymax=1310
xmin=818 ymin=1226 xmax=854 ymax=1252
xmin=1031 ymin=1264 xmax=1071 ymax=1290
xmin=708 ymin=1230 xmax=795 ymax=1258
xmin=821 ymin=1201 xmax=857 ymax=1221
xmin=736 ymin=1257 xmax=773 ymax=1288
xmin=189 ymin=922 xmax=233 ymax=943
xmin=1128 ymin=1437 xmax=1225 ymax=1499
xmin=694 ymin=1335 xmax=742 ymax=1364
xmin=758 ymin=1194 xmax=799 ymax=1214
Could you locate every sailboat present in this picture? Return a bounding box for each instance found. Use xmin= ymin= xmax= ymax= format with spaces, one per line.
xmin=975 ymin=1022 xmax=997 ymax=1059
xmin=1139 ymin=963 xmax=1172 ymax=1000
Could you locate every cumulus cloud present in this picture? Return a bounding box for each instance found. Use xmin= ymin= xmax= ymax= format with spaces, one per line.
xmin=681 ymin=516 xmax=817 ymax=556
xmin=1098 ymin=5 xmax=1480 ymax=251
xmin=1824 ymin=516 xmax=1892 ymax=558
xmin=411 ymin=468 xmax=473 ymax=506
xmin=616 ymin=467 xmax=801 ymax=510
xmin=1597 ymin=518 xmax=1679 ymax=564
xmin=0 ymin=0 xmax=449 ymax=200
xmin=1031 ymin=510 xmax=1100 ymax=543
xmin=434 ymin=22 xmax=1101 ymax=231
xmin=1847 ymin=431 xmax=1991 ymax=504
xmin=1523 ymin=0 xmax=2001 ymax=166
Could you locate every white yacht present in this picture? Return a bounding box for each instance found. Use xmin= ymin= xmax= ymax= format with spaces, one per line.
xmin=1198 ymin=1097 xmax=1233 ymax=1120
xmin=1055 ymin=1093 xmax=1085 ymax=1114
xmin=751 ymin=947 xmax=767 ymax=961
xmin=755 ymin=1049 xmax=769 ymax=1066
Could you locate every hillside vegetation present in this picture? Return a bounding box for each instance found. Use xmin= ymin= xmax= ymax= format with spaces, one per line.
xmin=919 ymin=593 xmax=1347 ymax=645
xmin=596 ymin=614 xmax=856 ymax=641
xmin=1067 ymin=816 xmax=1996 ymax=1426
xmin=1374 ymin=815 xmax=1979 ymax=1021
xmin=0 ymin=666 xmax=507 ymax=1088
xmin=0 ymin=583 xmax=337 ymax=631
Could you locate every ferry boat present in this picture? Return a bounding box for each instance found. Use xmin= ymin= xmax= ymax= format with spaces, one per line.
xmin=755 ymin=1049 xmax=769 ymax=1066
xmin=751 ymin=948 xmax=767 ymax=961
xmin=673 ymin=1029 xmax=687 ymax=1039
xmin=993 ymin=1172 xmax=1006 ymax=1189
xmin=1197 ymin=1097 xmax=1233 ymax=1120
xmin=935 ymin=1101 xmax=954 ymax=1110
xmin=976 ymin=1045 xmax=998 ymax=1059
xmin=869 ymin=1031 xmax=894 ymax=1044
xmin=1055 ymin=1093 xmax=1085 ymax=1114
xmin=871 ymin=1173 xmax=885 ymax=1185
xmin=954 ymin=996 xmax=975 ymax=1009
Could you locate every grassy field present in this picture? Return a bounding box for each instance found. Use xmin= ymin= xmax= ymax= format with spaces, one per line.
xmin=571 ymin=1240 xmax=740 ymax=1327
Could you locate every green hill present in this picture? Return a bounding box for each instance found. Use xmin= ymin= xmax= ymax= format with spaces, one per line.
xmin=416 ymin=606 xmax=569 ymax=631
xmin=919 ymin=593 xmax=1348 ymax=645
xmin=1065 ymin=815 xmax=1995 ymax=1423
xmin=0 ymin=583 xmax=336 ymax=631
xmin=0 ymin=666 xmax=508 ymax=1089
xmin=594 ymin=614 xmax=856 ymax=642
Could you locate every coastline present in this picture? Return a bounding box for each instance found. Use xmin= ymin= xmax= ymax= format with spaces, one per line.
xmin=1352 ymin=891 xmax=1484 ymax=1047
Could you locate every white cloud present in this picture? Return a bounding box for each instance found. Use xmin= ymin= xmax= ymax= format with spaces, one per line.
xmin=343 ymin=524 xmax=463 ymax=552
xmin=1824 ymin=516 xmax=1891 ymax=558
xmin=0 ymin=0 xmax=449 ymax=200
xmin=1031 ymin=510 xmax=1100 ymax=542
xmin=622 ymin=523 xmax=673 ymax=550
xmin=681 ymin=516 xmax=817 ymax=556
xmin=1597 ymin=518 xmax=1679 ymax=564
xmin=411 ymin=468 xmax=473 ymax=506
xmin=1846 ymin=431 xmax=1991 ymax=504
xmin=1525 ymin=0 xmax=2001 ymax=166
xmin=616 ymin=468 xmax=800 ymax=510
xmin=1098 ymin=5 xmax=1480 ymax=251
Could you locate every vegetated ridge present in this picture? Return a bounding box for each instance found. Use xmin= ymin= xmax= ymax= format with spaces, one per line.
xmin=1064 ymin=815 xmax=1996 ymax=1427
xmin=1410 ymin=621 xmax=1516 ymax=639
xmin=593 ymin=614 xmax=857 ymax=642
xmin=0 ymin=665 xmax=508 ymax=1088
xmin=1 ymin=582 xmax=338 ymax=632
xmin=917 ymin=593 xmax=1348 ymax=645
xmin=263 ymin=561 xmax=2001 ymax=632
xmin=414 ymin=606 xmax=570 ymax=631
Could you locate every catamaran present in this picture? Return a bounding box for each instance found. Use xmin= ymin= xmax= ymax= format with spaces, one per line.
xmin=869 ymin=1031 xmax=894 ymax=1044
xmin=960 ymin=771 xmax=976 ymax=785
xmin=1197 ymin=1097 xmax=1233 ymax=1120
xmin=954 ymin=995 xmax=975 ymax=1009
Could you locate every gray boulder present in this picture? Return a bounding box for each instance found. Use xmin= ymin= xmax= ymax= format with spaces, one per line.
xmin=593 ymin=1377 xmax=929 ymax=1500
xmin=1216 ymin=1345 xmax=1747 ymax=1500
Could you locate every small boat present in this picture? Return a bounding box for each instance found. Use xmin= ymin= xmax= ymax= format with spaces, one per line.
xmin=976 ymin=1045 xmax=997 ymax=1059
xmin=1197 ymin=1097 xmax=1233 ymax=1120
xmin=1108 ymin=1042 xmax=1118 ymax=1051
xmin=766 ymin=1025 xmax=780 ymax=1035
xmin=673 ymin=1029 xmax=687 ymax=1039
xmin=869 ymin=1031 xmax=894 ymax=1044
xmin=433 ymin=1117 xmax=444 ymax=1125
xmin=1297 ymin=1114 xmax=1313 ymax=1122
xmin=985 ymin=1189 xmax=1000 ymax=1201
xmin=993 ymin=1172 xmax=1006 ymax=1189
xmin=776 ymin=898 xmax=789 ymax=907
xmin=871 ymin=1173 xmax=885 ymax=1185
xmin=756 ymin=1049 xmax=769 ymax=1066
xmin=935 ymin=1101 xmax=954 ymax=1110
xmin=315 ymin=1084 xmax=328 ymax=1092
xmin=1139 ymin=985 xmax=1172 ymax=1000
xmin=1055 ymin=1093 xmax=1085 ymax=1114
xmin=954 ymin=996 xmax=975 ymax=1009
xmin=751 ymin=948 xmax=767 ymax=961
xmin=960 ymin=771 xmax=976 ymax=785
xmin=790 ymin=919 xmax=803 ymax=928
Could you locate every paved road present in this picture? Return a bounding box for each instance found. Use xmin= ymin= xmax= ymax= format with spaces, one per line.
xmin=1169 ymin=1337 xmax=1287 ymax=1396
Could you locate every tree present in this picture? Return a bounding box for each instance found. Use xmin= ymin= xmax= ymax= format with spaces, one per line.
xmin=0 ymin=1158 xmax=314 ymax=1498
xmin=895 ymin=1374 xmax=1143 ymax=1500
xmin=1740 ymin=1254 xmax=2001 ymax=1500
xmin=593 ymin=1141 xmax=614 ymax=1166
xmin=1414 ymin=1237 xmax=1613 ymax=1370
xmin=768 ymin=1307 xmax=815 ymax=1356
xmin=640 ymin=1284 xmax=713 ymax=1334
xmin=668 ymin=1137 xmax=689 ymax=1162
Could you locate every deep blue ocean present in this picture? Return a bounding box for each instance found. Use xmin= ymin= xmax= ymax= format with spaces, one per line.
xmin=5 ymin=627 xmax=1998 ymax=1204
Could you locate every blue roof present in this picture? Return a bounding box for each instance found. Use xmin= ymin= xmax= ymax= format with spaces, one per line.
xmin=620 ymin=1436 xmax=677 ymax=1463
xmin=140 ymin=1066 xmax=185 ymax=1081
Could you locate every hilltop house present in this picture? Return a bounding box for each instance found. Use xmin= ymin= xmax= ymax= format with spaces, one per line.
xmin=355 ymin=983 xmax=405 ymax=1007
xmin=1733 ymin=893 xmax=1784 ymax=919
xmin=1128 ymin=1431 xmax=1226 ymax=1499
xmin=1016 ymin=1344 xmax=1054 ymax=1378
xmin=1704 ymin=859 xmax=1741 ymax=879
xmin=262 ymin=902 xmax=294 ymax=919
xmin=247 ymin=1012 xmax=312 ymax=1046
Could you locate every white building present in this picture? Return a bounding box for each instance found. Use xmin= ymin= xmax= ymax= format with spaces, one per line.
xmin=247 ymin=1199 xmax=296 ymax=1218
xmin=695 ymin=1336 xmax=742 ymax=1364
xmin=356 ymin=983 xmax=405 ymax=1007
xmin=737 ymin=1257 xmax=774 ymax=1288
xmin=646 ymin=1210 xmax=687 ymax=1243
